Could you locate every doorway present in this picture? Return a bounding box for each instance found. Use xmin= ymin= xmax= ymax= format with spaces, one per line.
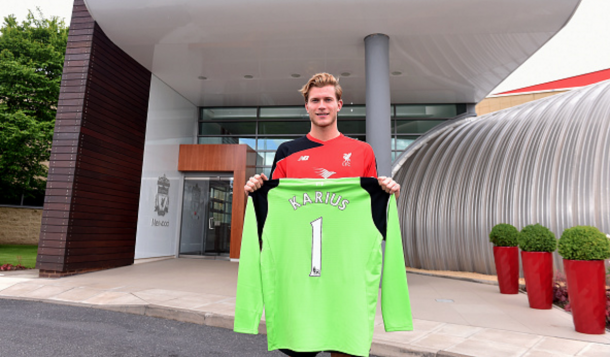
xmin=179 ymin=175 xmax=233 ymax=259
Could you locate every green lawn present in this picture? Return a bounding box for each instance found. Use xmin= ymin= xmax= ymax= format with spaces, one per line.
xmin=0 ymin=245 xmax=38 ymax=268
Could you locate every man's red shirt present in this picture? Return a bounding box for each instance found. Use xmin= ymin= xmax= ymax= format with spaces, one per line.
xmin=270 ymin=133 xmax=378 ymax=179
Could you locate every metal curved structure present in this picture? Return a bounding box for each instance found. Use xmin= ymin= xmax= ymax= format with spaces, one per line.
xmin=392 ymin=80 xmax=610 ymax=274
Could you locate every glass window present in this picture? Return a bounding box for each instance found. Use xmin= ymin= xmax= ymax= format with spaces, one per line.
xmin=338 ymin=105 xmax=366 ymax=118
xmin=239 ymin=137 xmax=256 ymax=148
xmin=198 ymin=137 xmax=223 ymax=144
xmin=202 ymin=108 xmax=257 ymax=120
xmin=395 ymin=105 xmax=425 ymax=118
xmin=199 ymin=122 xmax=256 ymax=135
xmin=393 ymin=135 xmax=419 ymax=151
xmin=254 ymin=151 xmax=276 ymax=166
xmin=456 ymin=103 xmax=468 ymax=115
xmin=257 ymin=137 xmax=295 ymax=150
xmin=346 ymin=134 xmax=366 ymax=142
xmin=253 ymin=152 xmax=264 ymax=166
xmin=259 ymin=107 xmax=308 ymax=119
xmin=263 ymin=152 xmax=276 ymax=166
xmin=259 ymin=121 xmax=311 ymax=135
xmin=257 ymin=167 xmax=272 ymax=177
xmin=198 ymin=137 xmax=255 ymax=145
xmin=337 ymin=120 xmax=365 ymax=134
xmin=395 ymin=104 xmax=457 ymax=118
xmin=195 ymin=105 xmax=463 ymax=177
xmin=395 ymin=120 xmax=446 ymax=134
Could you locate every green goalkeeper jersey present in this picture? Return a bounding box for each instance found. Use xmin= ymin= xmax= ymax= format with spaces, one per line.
xmin=234 ymin=177 xmax=413 ymax=356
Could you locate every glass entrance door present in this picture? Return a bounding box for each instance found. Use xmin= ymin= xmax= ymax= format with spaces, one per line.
xmin=179 ymin=176 xmax=233 ymax=258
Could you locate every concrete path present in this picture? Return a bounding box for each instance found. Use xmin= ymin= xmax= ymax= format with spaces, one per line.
xmin=1 ymin=258 xmax=609 ymax=357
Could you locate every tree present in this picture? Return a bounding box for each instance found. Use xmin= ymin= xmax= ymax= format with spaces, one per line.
xmin=0 ymin=10 xmax=68 ymax=204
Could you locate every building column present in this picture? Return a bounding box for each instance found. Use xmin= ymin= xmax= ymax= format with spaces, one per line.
xmin=364 ymin=34 xmax=392 ymax=177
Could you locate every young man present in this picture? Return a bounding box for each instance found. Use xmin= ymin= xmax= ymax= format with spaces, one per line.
xmin=244 ymin=73 xmax=400 ymax=196
xmin=243 ymin=73 xmax=401 ymax=357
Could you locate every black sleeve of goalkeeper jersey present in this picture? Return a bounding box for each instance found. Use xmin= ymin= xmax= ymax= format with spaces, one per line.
xmin=360 ymin=177 xmax=390 ymax=240
xmin=249 ymin=179 xmax=280 ymax=248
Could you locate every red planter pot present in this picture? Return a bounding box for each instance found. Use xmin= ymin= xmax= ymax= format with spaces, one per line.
xmin=521 ymin=251 xmax=553 ymax=309
xmin=563 ymin=259 xmax=607 ymax=334
xmin=493 ymin=246 xmax=519 ymax=294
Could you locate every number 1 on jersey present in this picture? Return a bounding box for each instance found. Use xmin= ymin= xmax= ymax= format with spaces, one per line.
xmin=309 ymin=217 xmax=322 ymax=277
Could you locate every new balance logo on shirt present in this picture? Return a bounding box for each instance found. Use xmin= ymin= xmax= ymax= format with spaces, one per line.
xmin=298 ymin=156 xmax=309 ymax=161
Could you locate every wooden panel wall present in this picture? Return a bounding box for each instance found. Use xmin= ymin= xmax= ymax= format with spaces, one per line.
xmin=178 ymin=144 xmax=257 ymax=259
xmin=37 ymin=0 xmax=152 ymax=277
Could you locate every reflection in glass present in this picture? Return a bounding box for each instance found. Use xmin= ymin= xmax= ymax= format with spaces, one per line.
xmin=198 ymin=137 xmax=223 ymax=144
xmin=338 ymin=105 xmax=366 ymax=118
xmin=202 ymin=108 xmax=257 ymax=120
xmin=258 ymin=137 xmax=296 ymax=150
xmin=198 ymin=137 xmax=256 ymax=145
xmin=257 ymin=167 xmax=272 ymax=178
xmin=255 ymin=152 xmax=275 ymax=166
xmin=239 ymin=137 xmax=256 ymax=148
xmin=199 ymin=122 xmax=256 ymax=135
xmin=345 ymin=134 xmax=366 ymax=142
xmin=395 ymin=104 xmax=456 ymax=118
xmin=395 ymin=120 xmax=446 ymax=134
xmin=456 ymin=104 xmax=467 ymax=115
xmin=264 ymin=152 xmax=276 ymax=166
xmin=393 ymin=136 xmax=418 ymax=151
xmin=179 ymin=178 xmax=233 ymax=257
xmin=260 ymin=107 xmax=308 ymax=119
xmin=196 ymin=105 xmax=462 ymax=173
xmin=259 ymin=121 xmax=311 ymax=135
xmin=179 ymin=180 xmax=208 ymax=256
xmin=337 ymin=120 xmax=365 ymax=134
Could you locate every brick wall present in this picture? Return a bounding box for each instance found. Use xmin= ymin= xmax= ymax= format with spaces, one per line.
xmin=0 ymin=207 xmax=42 ymax=245
xmin=476 ymin=91 xmax=567 ymax=116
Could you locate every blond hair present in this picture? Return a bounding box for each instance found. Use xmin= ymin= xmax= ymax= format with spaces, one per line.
xmin=299 ymin=73 xmax=343 ymax=102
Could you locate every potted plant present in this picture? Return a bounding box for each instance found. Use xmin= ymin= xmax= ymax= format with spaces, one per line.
xmin=518 ymin=224 xmax=557 ymax=309
xmin=489 ymin=223 xmax=520 ymax=294
xmin=558 ymin=226 xmax=610 ymax=334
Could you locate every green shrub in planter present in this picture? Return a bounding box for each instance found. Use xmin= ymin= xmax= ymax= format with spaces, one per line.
xmin=519 ymin=224 xmax=557 ymax=252
xmin=558 ymin=226 xmax=610 ymax=260
xmin=489 ymin=223 xmax=519 ymax=247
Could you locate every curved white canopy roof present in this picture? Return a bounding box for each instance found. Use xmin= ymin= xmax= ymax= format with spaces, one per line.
xmin=83 ymin=0 xmax=580 ymax=106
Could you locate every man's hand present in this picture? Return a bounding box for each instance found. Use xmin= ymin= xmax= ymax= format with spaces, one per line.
xmin=244 ymin=173 xmax=268 ymax=194
xmin=378 ymin=176 xmax=400 ymax=198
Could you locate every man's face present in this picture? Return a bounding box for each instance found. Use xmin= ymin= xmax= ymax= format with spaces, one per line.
xmin=305 ymin=85 xmax=343 ymax=129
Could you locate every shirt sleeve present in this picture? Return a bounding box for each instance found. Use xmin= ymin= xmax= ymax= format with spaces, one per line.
xmin=270 ymin=144 xmax=288 ymax=179
xmin=364 ymin=145 xmax=378 ymax=177
xmin=233 ymin=197 xmax=264 ymax=334
xmin=271 ymin=161 xmax=286 ymax=179
xmin=381 ymin=194 xmax=413 ymax=331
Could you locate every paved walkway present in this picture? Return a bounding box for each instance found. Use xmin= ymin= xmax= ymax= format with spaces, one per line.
xmin=1 ymin=258 xmax=608 ymax=357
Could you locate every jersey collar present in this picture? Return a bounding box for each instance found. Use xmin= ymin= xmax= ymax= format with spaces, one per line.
xmin=306 ymin=132 xmax=343 ymax=144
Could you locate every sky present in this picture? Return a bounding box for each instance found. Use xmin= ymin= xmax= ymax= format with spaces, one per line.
xmin=1 ymin=0 xmax=609 ymax=94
